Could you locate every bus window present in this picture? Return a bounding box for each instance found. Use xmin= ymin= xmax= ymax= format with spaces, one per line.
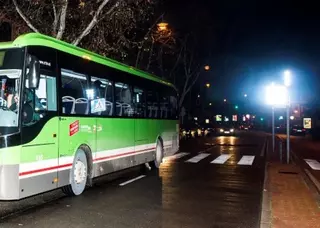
xmin=115 ymin=82 xmax=133 ymax=117
xmin=159 ymin=93 xmax=169 ymax=119
xmin=91 ymin=76 xmax=113 ymax=116
xmin=146 ymin=90 xmax=158 ymax=118
xmin=61 ymin=69 xmax=88 ymax=115
xmin=169 ymin=95 xmax=178 ymax=119
xmin=22 ymin=74 xmax=56 ymax=125
xmin=133 ymin=87 xmax=146 ymax=118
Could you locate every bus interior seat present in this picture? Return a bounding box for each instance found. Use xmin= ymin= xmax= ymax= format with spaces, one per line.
xmin=75 ymin=98 xmax=88 ymax=115
xmin=62 ymin=96 xmax=76 ymax=114
xmin=116 ymin=102 xmax=122 ymax=116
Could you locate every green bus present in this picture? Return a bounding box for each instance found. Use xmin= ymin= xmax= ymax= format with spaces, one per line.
xmin=0 ymin=33 xmax=179 ymax=200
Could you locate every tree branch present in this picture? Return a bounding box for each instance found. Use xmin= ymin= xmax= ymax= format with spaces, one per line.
xmin=12 ymin=0 xmax=39 ymax=33
xmin=56 ymin=0 xmax=68 ymax=39
xmin=52 ymin=0 xmax=59 ymax=36
xmin=72 ymin=0 xmax=116 ymax=46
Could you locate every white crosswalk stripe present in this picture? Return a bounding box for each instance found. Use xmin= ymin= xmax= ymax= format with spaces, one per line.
xmin=163 ymin=152 xmax=189 ymax=161
xmin=165 ymin=153 xmax=257 ymax=166
xmin=237 ymin=156 xmax=255 ymax=165
xmin=185 ymin=153 xmax=210 ymax=163
xmin=211 ymin=154 xmax=232 ymax=164
xmin=304 ymin=159 xmax=320 ymax=170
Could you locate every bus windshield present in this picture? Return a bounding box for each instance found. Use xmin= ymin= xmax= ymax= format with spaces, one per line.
xmin=0 ymin=48 xmax=24 ymax=135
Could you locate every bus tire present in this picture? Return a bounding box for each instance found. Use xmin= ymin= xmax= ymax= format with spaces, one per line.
xmin=152 ymin=139 xmax=164 ymax=169
xmin=62 ymin=148 xmax=88 ymax=196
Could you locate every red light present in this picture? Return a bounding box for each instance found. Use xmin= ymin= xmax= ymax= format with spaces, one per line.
xmin=302 ymin=129 xmax=306 ymax=131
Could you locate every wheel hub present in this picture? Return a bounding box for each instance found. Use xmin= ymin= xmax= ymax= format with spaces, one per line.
xmin=74 ymin=160 xmax=87 ymax=184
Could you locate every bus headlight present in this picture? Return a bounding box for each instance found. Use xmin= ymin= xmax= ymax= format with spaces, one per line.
xmin=220 ymin=129 xmax=224 ymax=132
xmin=230 ymin=129 xmax=234 ymax=132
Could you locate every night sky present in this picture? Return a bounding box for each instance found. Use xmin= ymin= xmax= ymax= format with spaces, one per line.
xmin=165 ymin=0 xmax=320 ymax=104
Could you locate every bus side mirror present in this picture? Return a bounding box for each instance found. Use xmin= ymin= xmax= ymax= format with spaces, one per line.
xmin=27 ymin=55 xmax=40 ymax=89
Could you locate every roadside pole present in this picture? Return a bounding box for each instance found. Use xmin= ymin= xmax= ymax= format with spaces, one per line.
xmin=272 ymin=107 xmax=275 ymax=153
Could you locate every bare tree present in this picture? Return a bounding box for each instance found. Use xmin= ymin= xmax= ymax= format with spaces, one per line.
xmin=1 ymin=0 xmax=159 ymax=59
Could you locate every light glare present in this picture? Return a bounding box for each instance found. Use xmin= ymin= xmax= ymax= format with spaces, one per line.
xmin=265 ymin=83 xmax=289 ymax=106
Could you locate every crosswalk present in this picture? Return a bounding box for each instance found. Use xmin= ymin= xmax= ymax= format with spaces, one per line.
xmin=164 ymin=152 xmax=256 ymax=166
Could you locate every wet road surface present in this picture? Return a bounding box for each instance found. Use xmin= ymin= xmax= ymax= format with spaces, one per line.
xmin=1 ymin=131 xmax=267 ymax=228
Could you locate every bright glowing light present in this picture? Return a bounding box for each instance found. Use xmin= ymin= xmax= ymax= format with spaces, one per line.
xmin=284 ymin=70 xmax=291 ymax=87
xmin=206 ymin=83 xmax=210 ymax=88
xmin=244 ymin=94 xmax=247 ymax=97
xmin=194 ymin=117 xmax=198 ymax=121
xmin=265 ymin=83 xmax=289 ymax=106
xmin=230 ymin=129 xmax=234 ymax=132
xmin=224 ymin=99 xmax=227 ymax=102
xmin=294 ymin=109 xmax=298 ymax=113
xmin=197 ymin=94 xmax=200 ymax=98
xmin=86 ymin=89 xmax=94 ymax=99
xmin=279 ymin=116 xmax=283 ymax=120
xmin=209 ymin=103 xmax=212 ymax=106
xmin=290 ymin=116 xmax=294 ymax=120
xmin=204 ymin=65 xmax=210 ymax=71
xmin=220 ymin=129 xmax=224 ymax=132
xmin=246 ymin=114 xmax=250 ymax=119
xmin=157 ymin=22 xmax=168 ymax=31
xmin=205 ymin=119 xmax=210 ymax=124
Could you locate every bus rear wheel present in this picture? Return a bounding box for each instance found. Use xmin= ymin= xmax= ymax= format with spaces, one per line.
xmin=152 ymin=140 xmax=163 ymax=169
xmin=62 ymin=148 xmax=88 ymax=196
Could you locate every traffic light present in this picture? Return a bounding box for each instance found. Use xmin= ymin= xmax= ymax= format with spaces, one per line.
xmin=235 ymin=105 xmax=238 ymax=109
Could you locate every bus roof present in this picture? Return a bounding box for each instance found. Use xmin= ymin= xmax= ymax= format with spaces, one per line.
xmin=0 ymin=33 xmax=175 ymax=89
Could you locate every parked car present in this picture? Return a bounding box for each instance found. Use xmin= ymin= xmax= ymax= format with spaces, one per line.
xmin=291 ymin=125 xmax=306 ymax=136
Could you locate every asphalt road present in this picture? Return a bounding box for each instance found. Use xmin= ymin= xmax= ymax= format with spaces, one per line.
xmin=0 ymin=131 xmax=267 ymax=228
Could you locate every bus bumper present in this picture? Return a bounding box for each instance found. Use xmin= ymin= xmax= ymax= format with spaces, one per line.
xmin=0 ymin=164 xmax=20 ymax=200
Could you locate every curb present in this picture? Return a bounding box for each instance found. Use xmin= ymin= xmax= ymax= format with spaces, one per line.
xmin=290 ymin=149 xmax=320 ymax=195
xmin=260 ymin=137 xmax=272 ymax=228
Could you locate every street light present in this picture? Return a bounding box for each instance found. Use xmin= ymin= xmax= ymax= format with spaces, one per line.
xmin=204 ymin=65 xmax=210 ymax=71
xmin=197 ymin=94 xmax=200 ymax=98
xmin=284 ymin=70 xmax=292 ymax=87
xmin=157 ymin=22 xmax=168 ymax=31
xmin=205 ymin=83 xmax=210 ymax=88
xmin=244 ymin=93 xmax=247 ymax=97
xmin=265 ymin=83 xmax=289 ymax=154
xmin=209 ymin=103 xmax=212 ymax=106
xmin=223 ymin=99 xmax=227 ymax=102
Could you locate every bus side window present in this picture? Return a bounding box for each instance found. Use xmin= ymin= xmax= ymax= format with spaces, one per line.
xmin=115 ymin=82 xmax=133 ymax=117
xmin=91 ymin=76 xmax=113 ymax=116
xmin=61 ymin=68 xmax=88 ymax=115
xmin=159 ymin=93 xmax=169 ymax=119
xmin=146 ymin=90 xmax=158 ymax=118
xmin=169 ymin=95 xmax=178 ymax=119
xmin=133 ymin=87 xmax=146 ymax=118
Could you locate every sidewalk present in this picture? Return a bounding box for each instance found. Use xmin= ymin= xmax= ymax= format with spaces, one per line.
xmin=263 ymin=137 xmax=320 ymax=228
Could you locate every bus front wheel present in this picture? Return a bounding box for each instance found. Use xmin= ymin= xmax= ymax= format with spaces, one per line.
xmin=62 ymin=148 xmax=88 ymax=196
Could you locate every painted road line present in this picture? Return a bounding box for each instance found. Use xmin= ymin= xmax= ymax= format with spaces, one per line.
xmin=260 ymin=138 xmax=267 ymax=157
xmin=119 ymin=175 xmax=146 ymax=186
xmin=238 ymin=156 xmax=255 ymax=165
xmin=304 ymin=159 xmax=320 ymax=170
xmin=211 ymin=154 xmax=232 ymax=164
xmin=163 ymin=152 xmax=189 ymax=161
xmin=185 ymin=153 xmax=210 ymax=163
